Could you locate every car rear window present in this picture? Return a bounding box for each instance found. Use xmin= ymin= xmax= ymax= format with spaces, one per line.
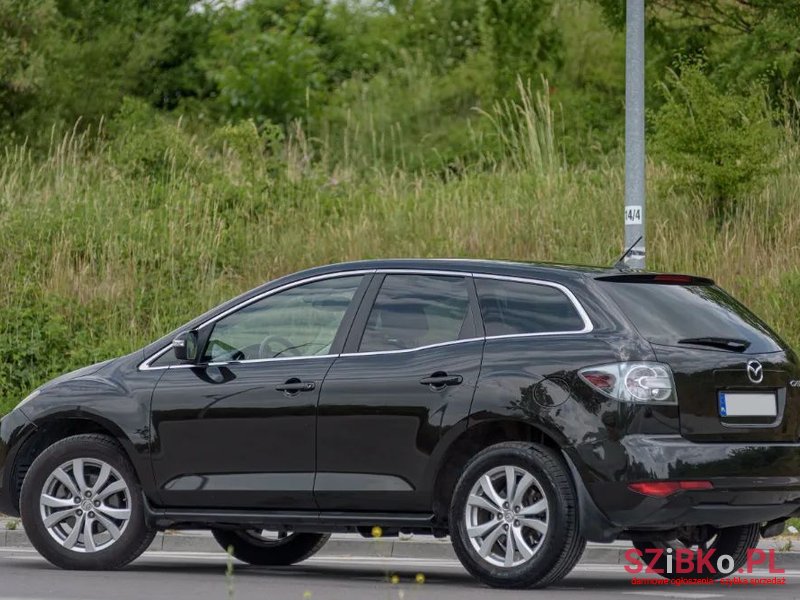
xmin=475 ymin=278 xmax=586 ymax=336
xmin=598 ymin=282 xmax=784 ymax=354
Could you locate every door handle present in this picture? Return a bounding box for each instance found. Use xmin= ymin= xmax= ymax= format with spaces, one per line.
xmin=275 ymin=379 xmax=316 ymax=393
xmin=419 ymin=373 xmax=463 ymax=389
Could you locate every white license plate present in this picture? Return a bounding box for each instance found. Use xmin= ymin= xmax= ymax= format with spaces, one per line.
xmin=718 ymin=392 xmax=777 ymax=417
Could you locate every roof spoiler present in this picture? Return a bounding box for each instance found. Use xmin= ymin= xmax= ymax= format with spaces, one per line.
xmin=595 ymin=273 xmax=715 ymax=285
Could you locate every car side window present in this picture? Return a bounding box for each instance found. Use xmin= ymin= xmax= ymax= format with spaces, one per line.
xmin=475 ymin=278 xmax=585 ymax=336
xmin=359 ymin=274 xmax=470 ymax=352
xmin=203 ymin=275 xmax=363 ymax=362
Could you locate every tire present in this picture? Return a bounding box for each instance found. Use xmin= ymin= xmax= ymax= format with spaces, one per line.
xmin=449 ymin=442 xmax=585 ymax=589
xmin=633 ymin=524 xmax=760 ymax=580
xmin=211 ymin=529 xmax=330 ymax=566
xmin=20 ymin=434 xmax=156 ymax=570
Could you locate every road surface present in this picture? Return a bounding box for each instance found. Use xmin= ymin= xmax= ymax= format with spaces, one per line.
xmin=0 ymin=547 xmax=797 ymax=599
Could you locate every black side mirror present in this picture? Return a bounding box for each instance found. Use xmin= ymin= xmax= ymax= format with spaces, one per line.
xmin=172 ymin=331 xmax=199 ymax=363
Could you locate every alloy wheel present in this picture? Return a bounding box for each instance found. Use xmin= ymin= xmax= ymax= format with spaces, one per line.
xmin=464 ymin=465 xmax=549 ymax=568
xmin=39 ymin=458 xmax=131 ymax=553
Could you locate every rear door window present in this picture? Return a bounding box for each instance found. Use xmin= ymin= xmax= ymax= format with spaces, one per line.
xmin=475 ymin=278 xmax=586 ymax=336
xmin=598 ymin=282 xmax=784 ymax=354
xmin=359 ymin=275 xmax=471 ymax=352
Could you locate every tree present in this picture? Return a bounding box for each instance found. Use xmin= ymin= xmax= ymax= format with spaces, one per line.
xmin=0 ymin=0 xmax=58 ymax=134
xmin=480 ymin=0 xmax=562 ymax=98
xmin=653 ymin=62 xmax=778 ymax=220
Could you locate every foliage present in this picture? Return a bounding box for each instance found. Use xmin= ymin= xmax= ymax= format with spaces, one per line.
xmin=0 ymin=0 xmax=57 ymax=135
xmin=652 ymin=63 xmax=779 ymax=219
xmin=480 ymin=0 xmax=562 ymax=98
xmin=593 ymin=0 xmax=800 ymax=98
xmin=203 ymin=0 xmax=327 ymax=124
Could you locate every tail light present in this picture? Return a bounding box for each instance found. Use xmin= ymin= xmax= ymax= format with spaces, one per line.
xmin=578 ymin=362 xmax=677 ymax=404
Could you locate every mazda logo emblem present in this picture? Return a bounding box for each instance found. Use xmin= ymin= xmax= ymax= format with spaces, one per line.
xmin=747 ymin=360 xmax=764 ymax=384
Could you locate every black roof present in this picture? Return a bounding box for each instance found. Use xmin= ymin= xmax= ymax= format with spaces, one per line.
xmin=283 ymin=258 xmax=619 ymax=284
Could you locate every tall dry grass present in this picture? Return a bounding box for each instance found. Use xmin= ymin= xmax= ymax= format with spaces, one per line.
xmin=1 ymin=89 xmax=799 ymax=413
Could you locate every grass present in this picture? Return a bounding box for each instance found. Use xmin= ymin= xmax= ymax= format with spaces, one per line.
xmin=1 ymin=90 xmax=799 ymax=415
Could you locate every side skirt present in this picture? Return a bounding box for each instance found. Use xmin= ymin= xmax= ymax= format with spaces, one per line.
xmin=143 ymin=498 xmax=437 ymax=534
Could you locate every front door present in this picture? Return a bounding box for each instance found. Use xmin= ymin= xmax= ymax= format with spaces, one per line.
xmin=315 ymin=273 xmax=484 ymax=512
xmin=150 ymin=274 xmax=367 ymax=509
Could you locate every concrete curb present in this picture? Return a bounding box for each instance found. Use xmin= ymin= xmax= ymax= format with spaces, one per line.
xmin=3 ymin=527 xmax=800 ymax=569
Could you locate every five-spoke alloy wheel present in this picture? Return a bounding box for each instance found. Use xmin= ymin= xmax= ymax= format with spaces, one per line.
xmin=39 ymin=457 xmax=132 ymax=553
xmin=21 ymin=434 xmax=155 ymax=570
xmin=450 ymin=442 xmax=586 ymax=589
xmin=464 ymin=465 xmax=549 ymax=568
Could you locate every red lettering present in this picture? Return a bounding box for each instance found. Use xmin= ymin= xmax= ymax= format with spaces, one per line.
xmin=695 ymin=548 xmax=716 ymax=574
xmin=675 ymin=548 xmax=694 ymax=573
xmin=768 ymin=549 xmax=785 ymax=574
xmin=624 ymin=548 xmax=644 ymax=574
xmin=646 ymin=548 xmax=664 ymax=574
xmin=747 ymin=548 xmax=766 ymax=572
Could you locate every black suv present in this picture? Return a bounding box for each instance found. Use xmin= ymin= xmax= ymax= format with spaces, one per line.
xmin=2 ymin=259 xmax=799 ymax=588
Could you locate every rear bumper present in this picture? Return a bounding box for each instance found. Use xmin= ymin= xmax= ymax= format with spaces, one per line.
xmin=569 ymin=435 xmax=800 ymax=538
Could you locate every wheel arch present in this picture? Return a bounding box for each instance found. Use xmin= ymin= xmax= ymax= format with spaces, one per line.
xmin=9 ymin=412 xmax=146 ymax=514
xmin=431 ymin=419 xmax=565 ymax=526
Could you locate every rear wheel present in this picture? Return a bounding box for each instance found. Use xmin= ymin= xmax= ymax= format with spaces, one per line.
xmin=20 ymin=434 xmax=155 ymax=570
xmin=449 ymin=442 xmax=585 ymax=589
xmin=633 ymin=524 xmax=760 ymax=580
xmin=211 ymin=529 xmax=330 ymax=566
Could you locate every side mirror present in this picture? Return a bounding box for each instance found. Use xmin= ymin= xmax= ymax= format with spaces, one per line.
xmin=172 ymin=331 xmax=199 ymax=363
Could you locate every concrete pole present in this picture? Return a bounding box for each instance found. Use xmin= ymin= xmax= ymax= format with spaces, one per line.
xmin=624 ymin=0 xmax=646 ymax=269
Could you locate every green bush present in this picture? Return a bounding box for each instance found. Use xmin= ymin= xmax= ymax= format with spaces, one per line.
xmin=480 ymin=0 xmax=562 ymax=99
xmin=653 ymin=63 xmax=780 ymax=220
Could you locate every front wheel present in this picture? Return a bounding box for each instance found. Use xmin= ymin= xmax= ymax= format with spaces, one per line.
xmin=20 ymin=434 xmax=155 ymax=570
xmin=211 ymin=529 xmax=330 ymax=566
xmin=633 ymin=524 xmax=760 ymax=580
xmin=449 ymin=442 xmax=585 ymax=589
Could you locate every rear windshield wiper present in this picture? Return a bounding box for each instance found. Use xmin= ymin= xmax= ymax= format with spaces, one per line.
xmin=677 ymin=337 xmax=751 ymax=352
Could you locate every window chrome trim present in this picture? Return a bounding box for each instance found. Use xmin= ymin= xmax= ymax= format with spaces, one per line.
xmin=137 ymin=269 xmax=375 ymax=371
xmin=339 ymin=337 xmax=484 ymax=358
xmin=138 ymin=267 xmax=594 ymax=369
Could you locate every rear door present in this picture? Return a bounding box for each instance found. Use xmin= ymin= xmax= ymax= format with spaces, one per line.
xmin=314 ymin=272 xmax=483 ymax=512
xmin=598 ymin=277 xmax=800 ymax=442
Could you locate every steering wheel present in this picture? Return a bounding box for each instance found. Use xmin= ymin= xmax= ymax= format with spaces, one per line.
xmin=259 ymin=335 xmax=299 ymax=359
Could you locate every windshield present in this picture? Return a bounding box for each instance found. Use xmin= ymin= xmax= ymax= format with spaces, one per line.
xmin=598 ymin=282 xmax=784 ymax=354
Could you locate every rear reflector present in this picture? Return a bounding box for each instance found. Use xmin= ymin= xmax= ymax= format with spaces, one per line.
xmin=628 ymin=481 xmax=713 ymax=497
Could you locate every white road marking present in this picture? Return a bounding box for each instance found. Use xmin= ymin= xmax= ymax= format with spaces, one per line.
xmin=622 ymin=593 xmax=723 ymax=599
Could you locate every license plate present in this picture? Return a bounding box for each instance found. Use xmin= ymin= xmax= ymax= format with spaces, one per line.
xmin=718 ymin=392 xmax=777 ymax=417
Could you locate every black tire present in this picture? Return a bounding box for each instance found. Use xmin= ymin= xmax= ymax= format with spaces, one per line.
xmin=449 ymin=442 xmax=585 ymax=589
xmin=211 ymin=529 xmax=330 ymax=566
xmin=20 ymin=434 xmax=156 ymax=570
xmin=633 ymin=524 xmax=760 ymax=580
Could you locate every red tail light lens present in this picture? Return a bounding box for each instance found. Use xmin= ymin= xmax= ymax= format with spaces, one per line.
xmin=629 ymin=481 xmax=713 ymax=497
xmin=580 ymin=371 xmax=616 ymax=392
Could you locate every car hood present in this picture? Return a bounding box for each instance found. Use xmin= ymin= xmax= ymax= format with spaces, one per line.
xmin=39 ymin=358 xmax=117 ymax=391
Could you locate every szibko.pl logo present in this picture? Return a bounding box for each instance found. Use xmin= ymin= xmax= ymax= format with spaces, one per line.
xmin=624 ymin=547 xmax=784 ymax=576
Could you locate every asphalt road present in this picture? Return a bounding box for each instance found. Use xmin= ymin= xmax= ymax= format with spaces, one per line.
xmin=1 ymin=547 xmax=799 ymax=600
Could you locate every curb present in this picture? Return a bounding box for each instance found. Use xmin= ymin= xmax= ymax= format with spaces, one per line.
xmin=3 ymin=528 xmax=800 ymax=569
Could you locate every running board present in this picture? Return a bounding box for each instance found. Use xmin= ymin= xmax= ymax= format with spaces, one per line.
xmin=144 ymin=501 xmax=436 ymax=532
